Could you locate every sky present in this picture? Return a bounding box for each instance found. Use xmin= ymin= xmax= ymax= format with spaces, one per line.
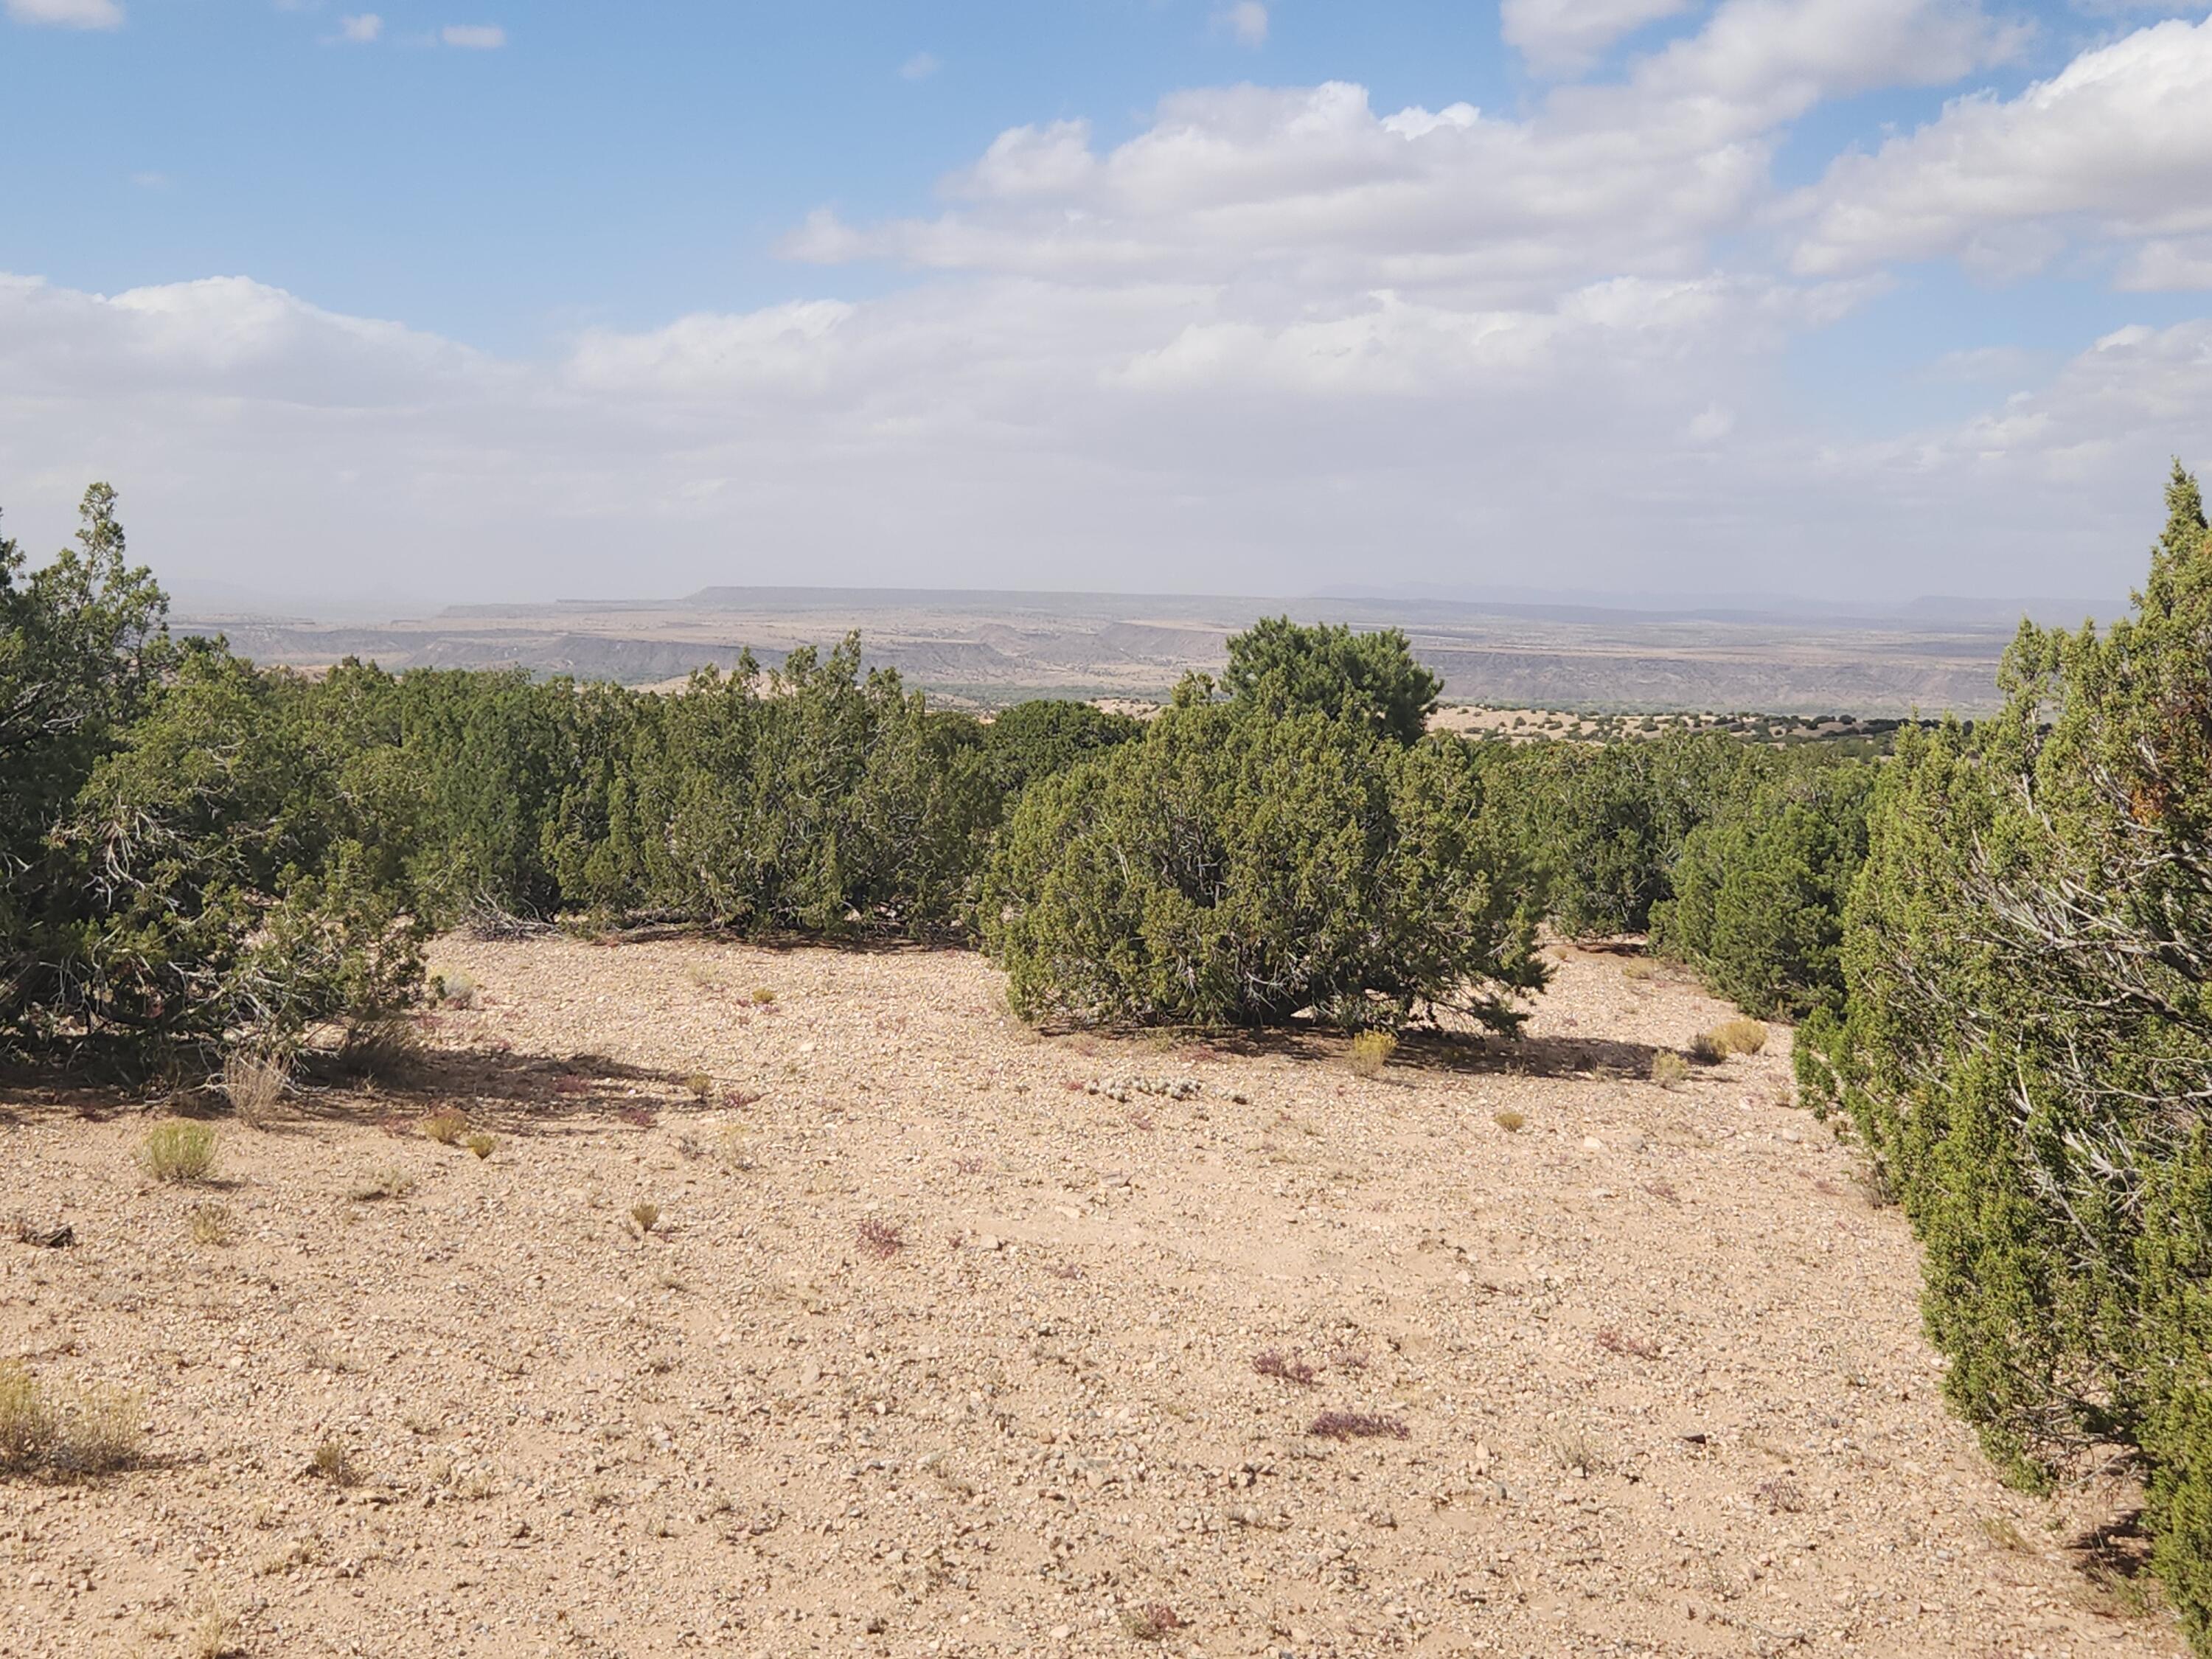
xmin=4 ymin=1 xmax=2212 ymax=606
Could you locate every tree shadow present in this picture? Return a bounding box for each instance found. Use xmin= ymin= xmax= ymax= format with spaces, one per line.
xmin=1043 ymin=1021 xmax=1665 ymax=1081
xmin=282 ymin=1042 xmax=728 ymax=1138
xmin=2066 ymin=1506 xmax=2160 ymax=1605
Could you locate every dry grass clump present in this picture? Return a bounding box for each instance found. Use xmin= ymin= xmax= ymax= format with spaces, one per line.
xmin=1346 ymin=1030 xmax=1397 ymax=1079
xmin=856 ymin=1217 xmax=904 ymax=1260
xmin=427 ymin=968 xmax=482 ymax=1009
xmin=0 ymin=1362 xmax=144 ymax=1477
xmin=334 ymin=1015 xmax=422 ymax=1081
xmin=630 ymin=1200 xmax=661 ymax=1236
xmin=188 ymin=1599 xmax=240 ymax=1659
xmin=419 ymin=1107 xmax=469 ymax=1146
xmin=1545 ymin=1427 xmax=1607 ymax=1476
xmin=347 ymin=1167 xmax=416 ymax=1202
xmin=714 ymin=1124 xmax=754 ymax=1170
xmin=1492 ymin=1107 xmax=1526 ymax=1133
xmin=308 ymin=1439 xmax=361 ymax=1486
xmin=1710 ymin=1017 xmax=1768 ymax=1055
xmin=141 ymin=1120 xmax=218 ymax=1183
xmin=1621 ymin=958 xmax=1658 ymax=983
xmin=1121 ymin=1604 xmax=1186 ymax=1641
xmin=1596 ymin=1326 xmax=1663 ymax=1360
xmin=1650 ymin=1051 xmax=1691 ymax=1090
xmin=1687 ymin=1030 xmax=1727 ymax=1064
xmin=463 ymin=1132 xmax=496 ymax=1160
xmin=223 ymin=1049 xmax=288 ymax=1128
xmin=1310 ymin=1410 xmax=1410 ymax=1441
xmin=681 ymin=1071 xmax=714 ymax=1102
xmin=187 ymin=1203 xmax=232 ymax=1247
xmin=1758 ymin=1476 xmax=1809 ymax=1515
xmin=749 ymin=985 xmax=777 ymax=1005
xmin=1253 ymin=1349 xmax=1318 ymax=1386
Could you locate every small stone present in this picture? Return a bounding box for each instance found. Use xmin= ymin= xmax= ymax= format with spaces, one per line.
xmin=1582 ymin=1136 xmax=1604 ymax=1151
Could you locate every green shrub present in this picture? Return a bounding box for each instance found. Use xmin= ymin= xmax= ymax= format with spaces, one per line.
xmin=1481 ymin=731 xmax=1756 ymax=937
xmin=981 ymin=687 xmax=1545 ymax=1030
xmin=1653 ymin=752 xmax=1872 ymax=1018
xmin=1804 ymin=463 xmax=2212 ymax=1649
xmin=978 ymin=699 xmax=1142 ymax=801
xmin=1222 ymin=616 xmax=1442 ymax=745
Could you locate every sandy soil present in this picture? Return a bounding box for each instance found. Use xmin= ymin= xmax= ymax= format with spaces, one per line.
xmin=1 ymin=938 xmax=2180 ymax=1658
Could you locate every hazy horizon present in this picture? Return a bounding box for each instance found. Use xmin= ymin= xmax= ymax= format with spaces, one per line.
xmin=7 ymin=1 xmax=2212 ymax=606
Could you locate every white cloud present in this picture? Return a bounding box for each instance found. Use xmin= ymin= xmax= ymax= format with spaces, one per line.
xmin=440 ymin=23 xmax=504 ymax=49
xmin=899 ymin=50 xmax=939 ymax=81
xmin=5 ymin=0 xmax=123 ymax=29
xmin=1501 ymin=0 xmax=1694 ymax=75
xmin=339 ymin=13 xmax=382 ymax=44
xmin=0 ymin=0 xmax=2197 ymax=607
xmin=1223 ymin=2 xmax=1268 ymax=47
xmin=1791 ymin=15 xmax=2212 ymax=280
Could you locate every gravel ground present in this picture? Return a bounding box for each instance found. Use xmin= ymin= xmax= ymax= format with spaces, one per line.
xmin=0 ymin=936 xmax=2182 ymax=1659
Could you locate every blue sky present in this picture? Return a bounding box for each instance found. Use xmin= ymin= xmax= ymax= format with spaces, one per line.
xmin=4 ymin=1 xmax=2212 ymax=604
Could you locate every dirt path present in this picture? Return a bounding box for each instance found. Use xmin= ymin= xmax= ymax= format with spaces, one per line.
xmin=1 ymin=938 xmax=2178 ymax=1658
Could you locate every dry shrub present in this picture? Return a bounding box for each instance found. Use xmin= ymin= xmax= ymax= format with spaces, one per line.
xmin=714 ymin=1124 xmax=754 ymax=1170
xmin=1596 ymin=1326 xmax=1662 ymax=1360
xmin=1545 ymin=1428 xmax=1606 ymax=1476
xmin=463 ymin=1133 xmax=496 ymax=1161
xmin=1310 ymin=1410 xmax=1410 ymax=1441
xmin=1253 ymin=1349 xmax=1318 ymax=1386
xmin=630 ymin=1200 xmax=661 ymax=1235
xmin=857 ymin=1218 xmax=904 ymax=1259
xmin=0 ymin=1362 xmax=143 ymax=1477
xmin=1687 ymin=1031 xmax=1726 ymax=1065
xmin=428 ymin=969 xmax=481 ymax=1009
xmin=681 ymin=1072 xmax=714 ymax=1102
xmin=188 ymin=1203 xmax=232 ymax=1247
xmin=188 ymin=1599 xmax=240 ymax=1659
xmin=1621 ymin=959 xmax=1658 ymax=983
xmin=347 ymin=1167 xmax=415 ymax=1202
xmin=1711 ymin=1017 xmax=1768 ymax=1056
xmin=335 ymin=1015 xmax=422 ymax=1082
xmin=141 ymin=1120 xmax=218 ymax=1183
xmin=1346 ymin=1030 xmax=1397 ymax=1079
xmin=1122 ymin=1604 xmax=1186 ymax=1641
xmin=1492 ymin=1107 xmax=1526 ymax=1133
xmin=309 ymin=1439 xmax=361 ymax=1486
xmin=1650 ymin=1051 xmax=1691 ymax=1090
xmin=223 ymin=1049 xmax=287 ymax=1129
xmin=419 ymin=1107 xmax=469 ymax=1146
xmin=750 ymin=986 xmax=777 ymax=1005
xmin=1758 ymin=1477 xmax=1808 ymax=1515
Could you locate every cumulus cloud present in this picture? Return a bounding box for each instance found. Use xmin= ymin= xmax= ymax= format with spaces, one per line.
xmin=339 ymin=13 xmax=382 ymax=44
xmin=1222 ymin=2 xmax=1268 ymax=47
xmin=440 ymin=22 xmax=504 ymax=49
xmin=5 ymin=0 xmax=122 ymax=29
xmin=1501 ymin=0 xmax=1694 ymax=74
xmin=1790 ymin=14 xmax=2212 ymax=281
xmin=0 ymin=0 xmax=2202 ymax=606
